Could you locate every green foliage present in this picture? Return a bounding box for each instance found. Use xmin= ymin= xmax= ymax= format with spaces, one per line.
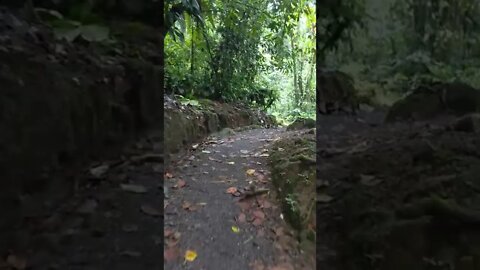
xmin=165 ymin=0 xmax=203 ymax=42
xmin=323 ymin=0 xmax=480 ymax=106
xmin=165 ymin=0 xmax=316 ymax=118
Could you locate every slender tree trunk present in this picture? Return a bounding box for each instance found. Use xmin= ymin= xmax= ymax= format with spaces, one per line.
xmin=190 ymin=20 xmax=195 ymax=96
xmin=290 ymin=36 xmax=300 ymax=107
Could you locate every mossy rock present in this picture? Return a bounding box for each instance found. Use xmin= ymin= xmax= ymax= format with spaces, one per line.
xmin=269 ymin=134 xmax=316 ymax=241
xmin=287 ymin=118 xmax=316 ymax=131
xmin=386 ymin=82 xmax=480 ymax=122
xmin=318 ymin=70 xmax=359 ymax=114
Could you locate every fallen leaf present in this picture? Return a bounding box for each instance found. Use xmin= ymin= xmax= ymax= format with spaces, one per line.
xmin=166 ymin=238 xmax=180 ymax=247
xmin=253 ymin=210 xmax=265 ymax=219
xmin=6 ymin=255 xmax=26 ymax=270
xmin=226 ymin=187 xmax=238 ymax=194
xmin=89 ymin=164 xmax=109 ymax=178
xmin=238 ymin=200 xmax=252 ymax=210
xmin=120 ymin=184 xmax=147 ymax=193
xmin=184 ymin=250 xmax=197 ymax=262
xmin=231 ymin=226 xmax=240 ymax=233
xmin=182 ymin=201 xmax=197 ymax=211
xmin=262 ymin=201 xmax=272 ymax=209
xmin=246 ymin=169 xmax=256 ymax=176
xmin=164 ymin=229 xmax=175 ymax=238
xmin=237 ymin=213 xmax=246 ymax=223
xmin=165 ymin=172 xmax=173 ymax=178
xmin=141 ymin=204 xmax=162 ymax=217
xmin=317 ymin=194 xmax=334 ymax=203
xmin=252 ymin=218 xmax=263 ymax=226
xmin=173 ymin=179 xmax=186 ymax=189
xmin=164 ymin=247 xmax=179 ymax=262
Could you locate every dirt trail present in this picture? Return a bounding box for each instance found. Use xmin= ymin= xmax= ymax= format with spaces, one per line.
xmin=164 ymin=128 xmax=312 ymax=270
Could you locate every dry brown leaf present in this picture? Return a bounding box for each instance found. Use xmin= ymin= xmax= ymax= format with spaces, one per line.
xmin=237 ymin=213 xmax=246 ymax=223
xmin=253 ymin=210 xmax=265 ymax=219
xmin=226 ymin=187 xmax=238 ymax=194
xmin=141 ymin=204 xmax=162 ymax=217
xmin=262 ymin=201 xmax=272 ymax=209
xmin=164 ymin=247 xmax=179 ymax=262
xmin=252 ymin=218 xmax=263 ymax=226
xmin=238 ymin=200 xmax=253 ymax=210
xmin=164 ymin=228 xmax=175 ymax=238
xmin=182 ymin=201 xmax=197 ymax=211
xmin=173 ymin=179 xmax=186 ymax=189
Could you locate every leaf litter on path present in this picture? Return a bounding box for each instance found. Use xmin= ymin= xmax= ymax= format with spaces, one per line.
xmin=237 ymin=213 xmax=247 ymax=223
xmin=172 ymin=179 xmax=186 ymax=189
xmin=226 ymin=187 xmax=238 ymax=194
xmin=165 ymin=230 xmax=181 ymax=247
xmin=182 ymin=201 xmax=198 ymax=211
xmin=164 ymin=247 xmax=180 ymax=262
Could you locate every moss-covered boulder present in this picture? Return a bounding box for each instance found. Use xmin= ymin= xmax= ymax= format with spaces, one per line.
xmin=269 ymin=131 xmax=316 ymax=249
xmin=287 ymin=118 xmax=316 ymax=131
xmin=385 ymin=82 xmax=480 ymax=122
xmin=318 ymin=70 xmax=359 ymax=115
